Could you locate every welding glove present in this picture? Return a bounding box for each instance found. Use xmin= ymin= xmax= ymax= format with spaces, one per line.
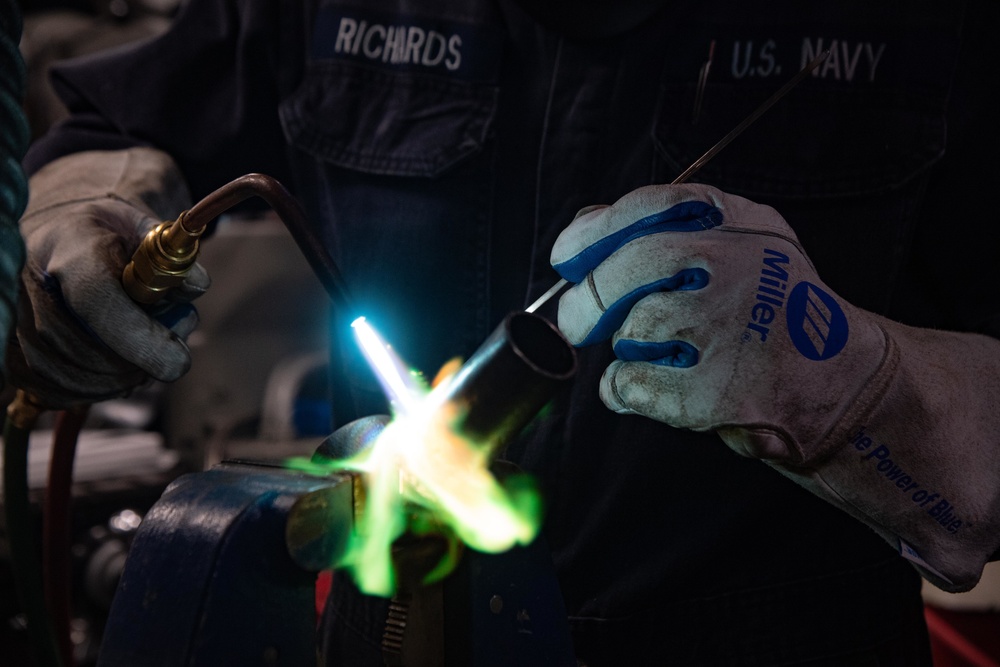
xmin=551 ymin=183 xmax=1000 ymax=592
xmin=6 ymin=148 xmax=209 ymax=408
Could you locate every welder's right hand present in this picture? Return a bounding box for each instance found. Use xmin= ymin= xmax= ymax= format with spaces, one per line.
xmin=550 ymin=183 xmax=1000 ymax=593
xmin=6 ymin=148 xmax=209 ymax=408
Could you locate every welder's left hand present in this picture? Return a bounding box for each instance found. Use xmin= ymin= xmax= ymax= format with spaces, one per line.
xmin=551 ymin=183 xmax=886 ymax=452
xmin=550 ymin=183 xmax=1000 ymax=593
xmin=6 ymin=148 xmax=207 ymax=408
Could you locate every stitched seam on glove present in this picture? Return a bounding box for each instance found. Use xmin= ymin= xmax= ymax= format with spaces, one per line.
xmin=807 ymin=323 xmax=896 ymax=466
xmin=587 ymin=271 xmax=605 ymax=312
xmin=24 ymin=149 xmax=191 ymax=222
xmin=20 ymin=194 xmax=148 ymax=224
xmin=113 ymin=148 xmax=189 ymax=219
xmin=607 ymin=363 xmax=627 ymax=412
xmin=719 ymin=226 xmax=815 ymax=273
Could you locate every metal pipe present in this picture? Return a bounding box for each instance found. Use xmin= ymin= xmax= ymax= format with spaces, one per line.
xmin=439 ymin=311 xmax=576 ymax=450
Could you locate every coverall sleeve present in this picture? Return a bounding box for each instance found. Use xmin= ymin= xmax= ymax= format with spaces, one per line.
xmin=23 ymin=0 xmax=296 ymax=201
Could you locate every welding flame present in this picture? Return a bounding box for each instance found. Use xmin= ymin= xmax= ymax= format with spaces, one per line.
xmin=351 ymin=317 xmax=423 ymax=414
xmin=290 ymin=317 xmax=541 ymax=596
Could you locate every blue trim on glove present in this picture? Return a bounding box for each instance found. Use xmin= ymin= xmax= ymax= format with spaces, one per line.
xmin=613 ymin=339 xmax=700 ymax=367
xmin=578 ymin=267 xmax=709 ymax=347
xmin=554 ymin=201 xmax=722 ymax=283
xmin=151 ymin=302 xmax=197 ymax=330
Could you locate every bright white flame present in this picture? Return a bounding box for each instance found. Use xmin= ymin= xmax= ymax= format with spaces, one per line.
xmin=317 ymin=317 xmax=541 ymax=596
xmin=351 ymin=317 xmax=423 ymax=415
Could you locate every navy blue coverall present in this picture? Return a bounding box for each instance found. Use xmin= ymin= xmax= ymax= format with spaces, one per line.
xmin=24 ymin=0 xmax=1000 ymax=664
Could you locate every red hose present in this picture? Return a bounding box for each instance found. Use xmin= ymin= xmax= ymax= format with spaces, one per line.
xmin=925 ymin=605 xmax=1000 ymax=667
xmin=43 ymin=407 xmax=89 ymax=667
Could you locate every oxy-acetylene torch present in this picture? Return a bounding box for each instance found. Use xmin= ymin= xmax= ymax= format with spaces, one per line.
xmin=6 ymin=171 xmax=582 ymax=666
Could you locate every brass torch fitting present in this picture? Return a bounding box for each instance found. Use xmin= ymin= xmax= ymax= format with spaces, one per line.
xmin=121 ymin=172 xmax=353 ymax=310
xmin=6 ymin=389 xmax=46 ymax=430
xmin=121 ymin=210 xmax=204 ymax=304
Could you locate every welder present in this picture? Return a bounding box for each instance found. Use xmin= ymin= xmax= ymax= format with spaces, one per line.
xmin=5 ymin=1 xmax=1000 ymax=665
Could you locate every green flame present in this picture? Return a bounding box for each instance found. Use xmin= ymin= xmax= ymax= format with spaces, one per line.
xmin=286 ymin=318 xmax=541 ymax=596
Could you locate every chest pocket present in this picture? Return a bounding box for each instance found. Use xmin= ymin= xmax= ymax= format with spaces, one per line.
xmin=653 ymin=79 xmax=947 ymax=201
xmin=649 ymin=27 xmax=959 ymax=315
xmin=279 ymin=60 xmax=499 ymax=178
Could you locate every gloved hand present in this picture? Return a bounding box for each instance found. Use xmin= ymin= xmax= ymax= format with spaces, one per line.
xmin=551 ymin=183 xmax=1000 ymax=591
xmin=6 ymin=148 xmax=209 ymax=408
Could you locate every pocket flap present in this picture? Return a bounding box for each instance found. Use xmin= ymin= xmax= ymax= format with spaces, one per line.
xmin=654 ymin=82 xmax=947 ymax=199
xmin=280 ymin=62 xmax=498 ymax=178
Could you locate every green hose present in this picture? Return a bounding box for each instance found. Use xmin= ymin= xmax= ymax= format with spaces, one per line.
xmin=2 ymin=3 xmax=64 ymax=665
xmin=0 ymin=0 xmax=29 ymax=379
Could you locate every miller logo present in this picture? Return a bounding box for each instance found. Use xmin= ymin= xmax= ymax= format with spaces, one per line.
xmin=744 ymin=248 xmax=849 ymax=360
xmin=744 ymin=248 xmax=790 ymax=343
xmin=786 ymin=282 xmax=848 ymax=360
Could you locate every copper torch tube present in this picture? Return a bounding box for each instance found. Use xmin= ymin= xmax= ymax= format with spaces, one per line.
xmin=122 ymin=173 xmax=353 ymax=314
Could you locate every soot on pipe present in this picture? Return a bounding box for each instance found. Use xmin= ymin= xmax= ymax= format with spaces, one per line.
xmin=315 ymin=309 xmax=577 ymax=462
xmin=441 ymin=310 xmax=576 ymax=452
